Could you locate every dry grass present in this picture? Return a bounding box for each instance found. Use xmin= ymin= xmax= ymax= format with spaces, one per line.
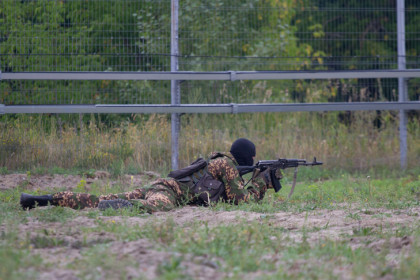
xmin=0 ymin=111 xmax=419 ymax=173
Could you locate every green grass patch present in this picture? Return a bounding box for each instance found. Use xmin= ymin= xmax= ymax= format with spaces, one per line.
xmin=1 ymin=172 xmax=420 ymax=279
xmin=68 ymin=243 xmax=137 ymax=280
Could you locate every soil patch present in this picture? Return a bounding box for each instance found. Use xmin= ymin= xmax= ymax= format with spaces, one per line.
xmin=0 ymin=171 xmax=159 ymax=192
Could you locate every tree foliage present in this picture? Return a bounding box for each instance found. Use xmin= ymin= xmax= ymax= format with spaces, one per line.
xmin=0 ymin=0 xmax=419 ymax=106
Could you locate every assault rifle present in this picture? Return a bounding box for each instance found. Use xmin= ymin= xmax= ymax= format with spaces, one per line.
xmin=237 ymin=157 xmax=323 ymax=198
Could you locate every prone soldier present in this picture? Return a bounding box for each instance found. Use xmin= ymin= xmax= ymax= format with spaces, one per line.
xmin=20 ymin=138 xmax=280 ymax=213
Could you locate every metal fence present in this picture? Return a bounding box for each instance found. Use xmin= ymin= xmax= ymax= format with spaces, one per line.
xmin=1 ymin=0 xmax=419 ymax=171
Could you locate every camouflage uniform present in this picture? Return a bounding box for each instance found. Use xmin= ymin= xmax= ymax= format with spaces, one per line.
xmin=52 ymin=152 xmax=268 ymax=213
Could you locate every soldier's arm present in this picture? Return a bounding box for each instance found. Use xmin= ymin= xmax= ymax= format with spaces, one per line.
xmin=207 ymin=157 xmax=265 ymax=204
xmin=248 ymin=169 xmax=270 ymax=200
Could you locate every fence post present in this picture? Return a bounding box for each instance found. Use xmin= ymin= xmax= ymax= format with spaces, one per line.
xmin=171 ymin=0 xmax=180 ymax=170
xmin=397 ymin=0 xmax=408 ymax=169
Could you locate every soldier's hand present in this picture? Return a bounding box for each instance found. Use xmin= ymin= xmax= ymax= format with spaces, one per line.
xmin=252 ymin=168 xmax=281 ymax=190
xmin=271 ymin=167 xmax=283 ymax=180
xmin=256 ymin=168 xmax=272 ymax=187
xmin=248 ymin=187 xmax=259 ymax=196
xmin=262 ymin=168 xmax=282 ymax=189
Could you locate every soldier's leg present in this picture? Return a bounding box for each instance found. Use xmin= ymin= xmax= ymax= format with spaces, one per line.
xmin=99 ymin=188 xmax=148 ymax=201
xmin=129 ymin=187 xmax=178 ymax=213
xmin=97 ymin=179 xmax=181 ymax=212
xmin=52 ymin=191 xmax=100 ymax=209
xmin=52 ymin=188 xmax=148 ymax=209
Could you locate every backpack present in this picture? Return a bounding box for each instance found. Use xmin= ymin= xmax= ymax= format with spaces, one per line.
xmin=167 ymin=156 xmax=225 ymax=205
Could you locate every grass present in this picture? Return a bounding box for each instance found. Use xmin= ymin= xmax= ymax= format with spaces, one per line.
xmin=69 ymin=243 xmax=137 ymax=280
xmin=1 ymin=111 xmax=419 ymax=173
xmin=210 ymin=171 xmax=420 ymax=213
xmin=1 ymin=170 xmax=420 ymax=279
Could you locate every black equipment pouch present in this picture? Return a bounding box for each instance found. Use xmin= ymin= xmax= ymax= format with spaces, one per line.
xmin=191 ymin=173 xmax=224 ymax=205
xmin=168 ymin=158 xmax=207 ymax=180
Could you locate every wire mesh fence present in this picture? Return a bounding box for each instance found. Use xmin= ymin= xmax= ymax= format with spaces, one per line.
xmin=1 ymin=0 xmax=420 ymax=105
xmin=0 ymin=0 xmax=419 ymax=171
xmin=0 ymin=0 xmax=419 ymax=72
xmin=2 ymin=78 xmax=416 ymax=106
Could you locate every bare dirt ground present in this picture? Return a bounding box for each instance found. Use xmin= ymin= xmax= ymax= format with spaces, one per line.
xmin=0 ymin=171 xmax=159 ymax=192
xmin=1 ymin=173 xmax=419 ymax=279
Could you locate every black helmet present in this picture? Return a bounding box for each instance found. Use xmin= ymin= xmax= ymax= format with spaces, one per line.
xmin=230 ymin=138 xmax=256 ymax=166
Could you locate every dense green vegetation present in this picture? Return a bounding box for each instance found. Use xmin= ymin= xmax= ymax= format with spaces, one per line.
xmin=1 ymin=0 xmax=420 ymax=104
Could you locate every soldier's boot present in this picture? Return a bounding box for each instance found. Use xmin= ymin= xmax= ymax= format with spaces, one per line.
xmin=20 ymin=193 xmax=54 ymax=209
xmin=98 ymin=199 xmax=133 ymax=211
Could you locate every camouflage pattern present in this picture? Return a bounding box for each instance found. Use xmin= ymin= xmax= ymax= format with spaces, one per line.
xmin=52 ymin=192 xmax=100 ymax=209
xmin=52 ymin=181 xmax=178 ymax=213
xmin=206 ymin=152 xmax=267 ymax=204
xmin=130 ymin=186 xmax=177 ymax=212
xmin=51 ymin=152 xmax=269 ymax=212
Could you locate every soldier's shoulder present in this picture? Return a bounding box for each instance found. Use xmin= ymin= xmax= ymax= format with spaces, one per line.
xmin=208 ymin=151 xmax=235 ymax=161
xmin=208 ymin=152 xmax=237 ymax=166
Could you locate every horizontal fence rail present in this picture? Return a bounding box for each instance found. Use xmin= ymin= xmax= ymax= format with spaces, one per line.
xmin=2 ymin=102 xmax=419 ymax=114
xmin=3 ymin=70 xmax=420 ymax=81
